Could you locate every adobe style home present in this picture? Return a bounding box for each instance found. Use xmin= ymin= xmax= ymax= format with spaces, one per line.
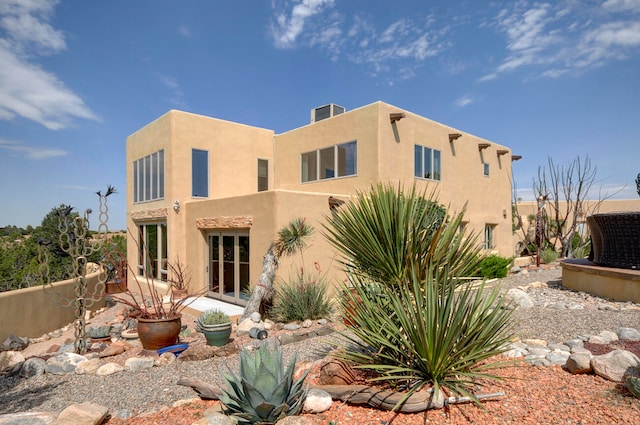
xmin=126 ymin=101 xmax=519 ymax=307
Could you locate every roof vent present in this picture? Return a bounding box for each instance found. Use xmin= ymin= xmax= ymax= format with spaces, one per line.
xmin=311 ymin=104 xmax=345 ymax=123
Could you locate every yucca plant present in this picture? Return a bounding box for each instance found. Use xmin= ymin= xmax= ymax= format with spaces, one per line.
xmin=334 ymin=265 xmax=516 ymax=408
xmin=326 ymin=183 xmax=516 ymax=409
xmin=323 ymin=182 xmax=481 ymax=286
xmin=219 ymin=342 xmax=308 ymax=424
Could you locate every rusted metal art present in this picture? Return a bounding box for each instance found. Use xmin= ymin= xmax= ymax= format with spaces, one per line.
xmin=38 ymin=186 xmax=115 ymax=354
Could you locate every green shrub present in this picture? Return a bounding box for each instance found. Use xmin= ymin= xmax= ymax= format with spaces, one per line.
xmin=197 ymin=309 xmax=230 ymax=326
xmin=541 ymin=248 xmax=559 ymax=264
xmin=269 ymin=268 xmax=332 ymax=322
xmin=477 ymin=255 xmax=512 ymax=279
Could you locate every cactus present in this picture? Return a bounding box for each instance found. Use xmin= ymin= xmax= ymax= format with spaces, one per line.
xmin=219 ymin=341 xmax=308 ymax=424
xmin=627 ymin=373 xmax=640 ymax=399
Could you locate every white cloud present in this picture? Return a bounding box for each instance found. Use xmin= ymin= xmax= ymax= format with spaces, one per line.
xmin=484 ymin=1 xmax=640 ymax=80
xmin=455 ymin=96 xmax=474 ymax=108
xmin=269 ymin=0 xmax=335 ymax=48
xmin=155 ymin=73 xmax=188 ymax=110
xmin=178 ymin=25 xmax=191 ymax=38
xmin=0 ymin=0 xmax=98 ymax=129
xmin=268 ymin=2 xmax=446 ymax=83
xmin=602 ymin=0 xmax=640 ymax=13
xmin=0 ymin=138 xmax=68 ymax=159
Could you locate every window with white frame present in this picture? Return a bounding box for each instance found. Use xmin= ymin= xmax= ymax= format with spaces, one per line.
xmin=137 ymin=222 xmax=168 ymax=281
xmin=133 ymin=150 xmax=164 ymax=203
xmin=257 ymin=159 xmax=268 ymax=192
xmin=484 ymin=224 xmax=495 ymax=250
xmin=414 ymin=145 xmax=441 ymax=181
xmin=192 ymin=149 xmax=209 ymax=197
xmin=301 ymin=141 xmax=357 ymax=182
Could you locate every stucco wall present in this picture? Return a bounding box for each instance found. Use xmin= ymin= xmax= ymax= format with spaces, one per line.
xmin=0 ymin=267 xmax=105 ymax=342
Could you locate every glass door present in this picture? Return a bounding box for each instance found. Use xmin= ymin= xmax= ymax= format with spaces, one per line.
xmin=208 ymin=232 xmax=250 ymax=305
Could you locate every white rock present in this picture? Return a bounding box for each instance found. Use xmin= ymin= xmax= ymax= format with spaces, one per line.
xmin=505 ymin=288 xmax=534 ymax=309
xmin=617 ymin=327 xmax=640 ymax=341
xmin=303 ymin=388 xmax=333 ymax=413
xmin=54 ymin=402 xmax=109 ymax=425
xmin=75 ymin=358 xmax=101 ymax=375
xmin=250 ymin=312 xmax=262 ymax=323
xmin=125 ymin=356 xmax=155 ymax=372
xmin=0 ymin=351 xmax=25 ymax=374
xmin=95 ymin=362 xmax=124 ymax=376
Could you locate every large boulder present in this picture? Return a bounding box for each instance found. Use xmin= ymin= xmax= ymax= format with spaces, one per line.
xmin=591 ymin=350 xmax=640 ymax=382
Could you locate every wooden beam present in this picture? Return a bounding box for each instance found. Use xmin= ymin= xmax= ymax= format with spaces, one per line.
xmin=478 ymin=143 xmax=491 ymax=151
xmin=389 ymin=112 xmax=406 ymax=123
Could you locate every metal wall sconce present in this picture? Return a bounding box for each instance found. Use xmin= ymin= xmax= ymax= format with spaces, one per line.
xmin=173 ymin=200 xmax=180 ymax=212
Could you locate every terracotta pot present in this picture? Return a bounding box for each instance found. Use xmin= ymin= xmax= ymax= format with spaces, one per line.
xmin=137 ymin=315 xmax=182 ymax=350
xmin=172 ymin=289 xmax=188 ymax=300
xmin=105 ymin=280 xmax=127 ymax=294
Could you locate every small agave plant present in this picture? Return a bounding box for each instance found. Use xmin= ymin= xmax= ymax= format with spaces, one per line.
xmin=219 ymin=341 xmax=309 ymax=424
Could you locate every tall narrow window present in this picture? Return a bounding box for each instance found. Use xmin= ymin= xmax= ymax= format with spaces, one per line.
xmin=483 ymin=163 xmax=490 ymax=177
xmin=192 ymin=149 xmax=209 ymax=197
xmin=137 ymin=222 xmax=168 ymax=281
xmin=414 ymin=145 xmax=441 ymax=181
xmin=257 ymin=159 xmax=268 ymax=192
xmin=337 ymin=141 xmax=356 ymax=176
xmin=133 ymin=150 xmax=164 ymax=203
xmin=484 ymin=224 xmax=495 ymax=250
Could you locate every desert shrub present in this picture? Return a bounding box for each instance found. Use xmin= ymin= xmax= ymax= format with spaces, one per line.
xmin=327 ymin=183 xmax=515 ymax=407
xmin=541 ymin=248 xmax=559 ymax=264
xmin=269 ymin=268 xmax=332 ymax=322
xmin=477 ymin=255 xmax=512 ymax=279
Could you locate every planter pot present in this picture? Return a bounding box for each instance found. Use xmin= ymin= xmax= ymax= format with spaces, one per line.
xmin=172 ymin=289 xmax=188 ymax=300
xmin=105 ymin=279 xmax=127 ymax=294
xmin=200 ymin=322 xmax=232 ymax=346
xmin=137 ymin=315 xmax=182 ymax=350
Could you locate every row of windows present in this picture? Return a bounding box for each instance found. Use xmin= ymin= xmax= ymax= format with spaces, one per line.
xmin=134 ymin=143 xmax=492 ymax=203
xmin=301 ymin=141 xmax=357 ymax=183
xmin=133 ymin=150 xmax=164 ymax=203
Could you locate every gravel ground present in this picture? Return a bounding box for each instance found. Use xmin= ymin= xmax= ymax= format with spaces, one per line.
xmin=2 ymin=266 xmax=640 ymax=418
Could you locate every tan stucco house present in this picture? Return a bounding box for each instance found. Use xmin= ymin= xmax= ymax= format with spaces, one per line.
xmin=126 ymin=101 xmax=519 ymax=306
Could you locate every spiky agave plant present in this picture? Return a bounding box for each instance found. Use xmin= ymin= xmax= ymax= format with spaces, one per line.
xmin=219 ymin=342 xmax=309 ymax=424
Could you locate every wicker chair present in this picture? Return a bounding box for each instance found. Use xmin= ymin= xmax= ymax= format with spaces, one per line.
xmin=587 ymin=212 xmax=640 ymax=270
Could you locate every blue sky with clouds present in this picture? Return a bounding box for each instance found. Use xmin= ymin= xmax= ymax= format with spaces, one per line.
xmin=1 ymin=0 xmax=639 ymax=231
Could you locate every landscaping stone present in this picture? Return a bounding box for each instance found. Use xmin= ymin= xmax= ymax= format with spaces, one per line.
xmin=95 ymin=362 xmax=124 ymax=376
xmin=75 ymin=358 xmax=101 ymax=375
xmin=45 ymin=353 xmax=86 ymax=375
xmin=617 ymin=327 xmax=640 ymax=341
xmin=125 ymin=356 xmax=155 ymax=372
xmin=505 ymin=288 xmax=534 ymax=309
xmin=20 ymin=357 xmax=46 ymax=378
xmin=0 ymin=412 xmax=57 ymax=424
xmin=303 ymin=388 xmax=333 ymax=413
xmin=1 ymin=334 xmax=29 ymax=351
xmin=566 ymin=353 xmax=592 ymax=374
xmin=54 ymin=402 xmax=109 ymax=425
xmin=591 ymin=350 xmax=640 ymax=382
xmin=0 ymin=350 xmax=24 ymax=375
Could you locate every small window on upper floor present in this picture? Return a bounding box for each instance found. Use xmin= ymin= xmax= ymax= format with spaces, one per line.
xmin=192 ymin=149 xmax=209 ymax=197
xmin=301 ymin=141 xmax=357 ymax=183
xmin=258 ymin=159 xmax=268 ymax=192
xmin=414 ymin=145 xmax=441 ymax=181
xmin=483 ymin=163 xmax=490 ymax=177
xmin=133 ymin=150 xmax=164 ymax=203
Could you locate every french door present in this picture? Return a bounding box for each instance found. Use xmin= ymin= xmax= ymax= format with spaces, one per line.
xmin=208 ymin=232 xmax=250 ymax=305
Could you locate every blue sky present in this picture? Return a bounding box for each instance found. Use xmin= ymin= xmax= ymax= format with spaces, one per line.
xmin=1 ymin=0 xmax=639 ymax=231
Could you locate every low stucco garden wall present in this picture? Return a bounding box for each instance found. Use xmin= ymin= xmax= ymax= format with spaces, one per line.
xmin=0 ymin=267 xmax=106 ymax=342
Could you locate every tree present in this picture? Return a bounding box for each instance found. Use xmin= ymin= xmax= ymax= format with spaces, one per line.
xmin=636 ymin=172 xmax=640 ymax=197
xmin=532 ymin=156 xmax=612 ymax=258
xmin=240 ymin=218 xmax=314 ymax=322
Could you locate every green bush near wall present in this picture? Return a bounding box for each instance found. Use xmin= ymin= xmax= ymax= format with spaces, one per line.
xmin=477 ymin=255 xmax=512 ymax=279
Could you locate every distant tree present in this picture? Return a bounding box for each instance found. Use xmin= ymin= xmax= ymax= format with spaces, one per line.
xmin=636 ymin=172 xmax=640 ymax=197
xmin=533 ymin=155 xmax=615 ymax=258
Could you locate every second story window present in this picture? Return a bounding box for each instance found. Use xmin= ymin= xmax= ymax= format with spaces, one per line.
xmin=133 ymin=150 xmax=164 ymax=203
xmin=301 ymin=141 xmax=357 ymax=183
xmin=414 ymin=145 xmax=441 ymax=181
xmin=258 ymin=159 xmax=268 ymax=192
xmin=192 ymin=149 xmax=209 ymax=197
xmin=483 ymin=163 xmax=490 ymax=177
